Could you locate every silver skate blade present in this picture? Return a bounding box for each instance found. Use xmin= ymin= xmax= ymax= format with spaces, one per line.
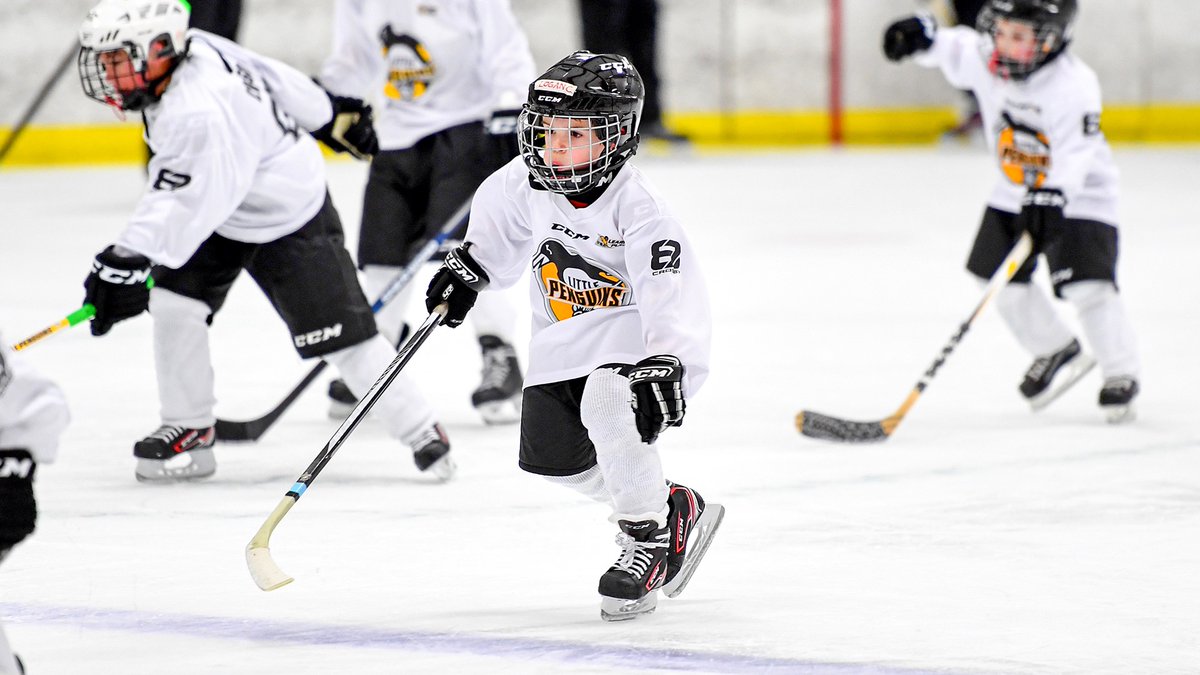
xmin=135 ymin=449 xmax=217 ymax=483
xmin=1029 ymin=355 xmax=1097 ymax=411
xmin=1103 ymin=403 xmax=1137 ymax=424
xmin=663 ymin=503 xmax=725 ymax=599
xmin=600 ymin=591 xmax=659 ymax=622
xmin=476 ymin=396 xmax=522 ymax=425
xmin=423 ymin=454 xmax=457 ymax=482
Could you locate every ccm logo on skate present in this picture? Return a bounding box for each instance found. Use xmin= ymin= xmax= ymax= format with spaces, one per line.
xmin=293 ymin=324 xmax=343 ymax=348
xmin=0 ymin=456 xmax=34 ymax=479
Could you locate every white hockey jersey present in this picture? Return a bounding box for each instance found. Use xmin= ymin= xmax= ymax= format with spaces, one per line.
xmin=917 ymin=27 xmax=1120 ymax=225
xmin=464 ymin=160 xmax=712 ymax=395
xmin=0 ymin=339 xmax=69 ymax=464
xmin=319 ymin=0 xmax=536 ymax=151
xmin=116 ymin=30 xmax=334 ymax=269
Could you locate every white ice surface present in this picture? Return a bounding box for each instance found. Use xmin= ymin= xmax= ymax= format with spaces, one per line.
xmin=1 ymin=146 xmax=1198 ymax=674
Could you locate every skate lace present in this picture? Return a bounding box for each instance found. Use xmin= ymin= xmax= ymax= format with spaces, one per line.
xmin=478 ymin=346 xmax=514 ymax=390
xmin=408 ymin=424 xmax=444 ymax=452
xmin=612 ymin=532 xmax=668 ymax=577
xmin=147 ymin=425 xmax=186 ymax=442
xmin=1102 ymin=375 xmax=1136 ymax=392
xmin=1027 ymin=341 xmax=1077 ymax=382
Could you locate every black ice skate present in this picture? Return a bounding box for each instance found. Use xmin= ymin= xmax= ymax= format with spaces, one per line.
xmin=1019 ymin=338 xmax=1096 ymax=410
xmin=133 ymin=425 xmax=216 ymax=483
xmin=326 ymin=378 xmax=358 ymax=420
xmin=472 ymin=336 xmax=523 ymax=424
xmin=1099 ymin=376 xmax=1139 ymax=424
xmin=598 ymin=517 xmax=670 ymax=622
xmin=663 ymin=482 xmax=725 ymax=599
xmin=409 ymin=422 xmax=455 ymax=481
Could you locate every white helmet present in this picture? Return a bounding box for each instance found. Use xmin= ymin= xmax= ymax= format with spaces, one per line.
xmin=78 ymin=0 xmax=190 ymax=111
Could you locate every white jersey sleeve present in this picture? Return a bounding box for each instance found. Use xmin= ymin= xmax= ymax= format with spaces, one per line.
xmin=1039 ymin=68 xmax=1104 ymax=201
xmin=464 ymin=160 xmax=536 ymax=289
xmin=115 ymin=33 xmax=329 ymax=268
xmin=320 ymin=0 xmax=386 ymax=100
xmin=0 ymin=341 xmax=69 ymax=464
xmin=915 ymin=25 xmax=989 ymax=92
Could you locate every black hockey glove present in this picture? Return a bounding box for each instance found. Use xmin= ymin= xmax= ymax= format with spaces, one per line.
xmin=312 ymin=92 xmax=379 ymax=160
xmin=883 ymin=14 xmax=936 ymax=62
xmin=83 ymin=245 xmax=152 ymax=337
xmin=628 ymin=355 xmax=686 ymax=445
xmin=425 ymin=243 xmax=491 ymax=328
xmin=0 ymin=448 xmax=37 ymax=565
xmin=1017 ymin=188 xmax=1066 ymax=247
xmin=485 ymin=108 xmax=522 ymax=167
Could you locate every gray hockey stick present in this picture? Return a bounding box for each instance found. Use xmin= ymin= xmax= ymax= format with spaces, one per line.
xmin=796 ymin=231 xmax=1034 ymax=442
xmin=247 ymin=305 xmax=446 ymax=591
xmin=214 ymin=199 xmax=469 ymax=442
xmin=0 ymin=41 xmax=78 ymax=165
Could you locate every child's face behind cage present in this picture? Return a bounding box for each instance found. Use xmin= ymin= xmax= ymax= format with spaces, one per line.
xmin=543 ymin=116 xmax=608 ymax=171
xmin=992 ymin=18 xmax=1039 ymax=65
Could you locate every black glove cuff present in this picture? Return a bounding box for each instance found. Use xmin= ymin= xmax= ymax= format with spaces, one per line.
xmin=444 ymin=243 xmax=491 ymax=292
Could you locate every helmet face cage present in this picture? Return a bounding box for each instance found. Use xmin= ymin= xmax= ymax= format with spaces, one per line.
xmin=79 ymin=42 xmax=158 ymax=111
xmin=518 ymin=109 xmax=629 ymax=195
xmin=77 ymin=0 xmax=189 ymax=111
xmin=977 ymin=0 xmax=1075 ymax=80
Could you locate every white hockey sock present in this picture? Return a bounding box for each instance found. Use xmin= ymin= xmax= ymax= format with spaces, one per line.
xmin=469 ymin=291 xmax=517 ymax=344
xmin=579 ymin=367 xmax=669 ymax=517
xmin=362 ymin=264 xmax=419 ymax=345
xmin=324 ymin=334 xmax=436 ymax=445
xmin=992 ymin=280 xmax=1076 ymax=356
xmin=149 ymin=289 xmax=217 ymax=428
xmin=0 ymin=622 xmax=21 ymax=675
xmin=542 ymin=465 xmax=614 ymax=507
xmin=1061 ymin=281 xmax=1141 ymax=379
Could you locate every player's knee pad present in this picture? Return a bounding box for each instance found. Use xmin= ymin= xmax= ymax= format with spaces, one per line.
xmin=579 ymin=367 xmax=638 ymax=446
xmin=149 ymin=287 xmax=212 ymax=324
xmin=0 ymin=449 xmax=37 ymax=561
xmin=1059 ymin=280 xmax=1117 ymax=311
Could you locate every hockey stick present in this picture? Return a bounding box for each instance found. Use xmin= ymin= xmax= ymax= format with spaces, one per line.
xmin=246 ymin=304 xmax=447 ymax=591
xmin=0 ymin=41 xmax=78 ymax=165
xmin=12 ymin=277 xmax=156 ymax=351
xmin=796 ymin=231 xmax=1034 ymax=442
xmin=213 ymin=199 xmax=470 ymax=442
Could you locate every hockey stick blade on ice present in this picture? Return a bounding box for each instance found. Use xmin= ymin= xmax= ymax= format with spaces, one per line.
xmin=246 ymin=306 xmax=446 ymax=590
xmin=215 ymin=200 xmax=470 ymax=442
xmin=796 ymin=232 xmax=1034 ymax=443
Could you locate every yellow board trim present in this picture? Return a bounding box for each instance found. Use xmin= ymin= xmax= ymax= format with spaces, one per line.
xmin=3 ymin=104 xmax=1198 ymax=167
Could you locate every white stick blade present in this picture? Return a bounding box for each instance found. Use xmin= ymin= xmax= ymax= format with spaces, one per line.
xmin=246 ymin=544 xmax=293 ymax=591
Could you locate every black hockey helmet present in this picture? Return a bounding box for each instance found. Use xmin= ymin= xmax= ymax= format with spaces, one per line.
xmin=976 ymin=0 xmax=1078 ymax=81
xmin=517 ymin=51 xmax=645 ymax=195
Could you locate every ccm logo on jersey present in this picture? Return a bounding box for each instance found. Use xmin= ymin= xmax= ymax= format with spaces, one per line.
xmin=152 ymin=169 xmax=192 ymax=192
xmin=552 ymin=223 xmax=589 ymax=240
xmin=293 ymin=324 xmax=343 ymax=348
xmin=534 ymin=79 xmax=577 ymax=96
xmin=650 ymin=239 xmax=681 ymax=275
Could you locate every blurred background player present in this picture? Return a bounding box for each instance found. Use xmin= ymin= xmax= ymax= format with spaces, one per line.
xmin=318 ymin=0 xmax=536 ymax=424
xmin=577 ymin=0 xmax=687 ymax=142
xmin=883 ymin=0 xmax=1141 ymax=422
xmin=0 ymin=336 xmax=70 ymax=674
xmin=424 ymin=52 xmax=723 ymax=620
xmin=76 ymin=0 xmax=455 ymax=482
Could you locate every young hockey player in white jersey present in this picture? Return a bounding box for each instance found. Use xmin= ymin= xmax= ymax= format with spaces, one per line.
xmin=0 ymin=336 xmax=70 ymax=674
xmin=884 ymin=0 xmax=1141 ymax=422
xmin=318 ymin=0 xmax=537 ymax=424
xmin=75 ymin=0 xmax=455 ymax=482
xmin=424 ymin=52 xmax=724 ymax=620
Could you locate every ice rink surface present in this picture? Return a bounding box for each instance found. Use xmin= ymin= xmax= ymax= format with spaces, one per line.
xmin=1 ymin=145 xmax=1198 ymax=674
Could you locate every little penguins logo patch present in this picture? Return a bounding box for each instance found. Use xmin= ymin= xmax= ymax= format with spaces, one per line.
xmin=380 ymin=26 xmax=435 ymax=101
xmin=996 ymin=112 xmax=1051 ymax=188
xmin=532 ymin=239 xmax=631 ymax=322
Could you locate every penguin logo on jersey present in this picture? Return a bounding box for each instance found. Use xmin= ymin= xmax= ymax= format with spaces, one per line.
xmin=379 ymin=26 xmax=435 ymax=101
xmin=532 ymin=239 xmax=631 ymax=322
xmin=996 ymin=112 xmax=1051 ymax=188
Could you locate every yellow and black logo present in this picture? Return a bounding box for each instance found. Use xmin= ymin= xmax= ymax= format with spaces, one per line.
xmin=380 ymin=26 xmax=435 ymax=101
xmin=533 ymin=239 xmax=630 ymax=322
xmin=996 ymin=112 xmax=1051 ymax=188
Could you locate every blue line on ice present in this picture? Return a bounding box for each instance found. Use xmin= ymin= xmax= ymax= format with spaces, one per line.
xmin=0 ymin=601 xmax=959 ymax=674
